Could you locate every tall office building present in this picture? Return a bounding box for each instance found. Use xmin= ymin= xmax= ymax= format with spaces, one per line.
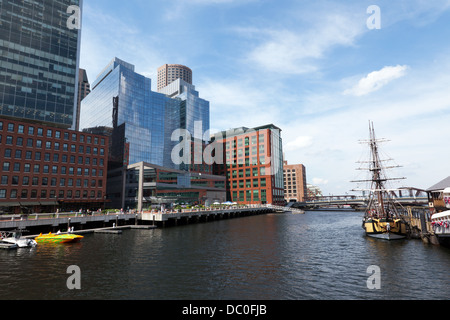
xmin=283 ymin=161 xmax=307 ymax=202
xmin=0 ymin=0 xmax=83 ymax=129
xmin=212 ymin=124 xmax=285 ymax=205
xmin=80 ymin=57 xmax=181 ymax=169
xmin=80 ymin=58 xmax=215 ymax=209
xmin=157 ymin=64 xmax=192 ymax=92
xmin=75 ymin=68 xmax=90 ymax=131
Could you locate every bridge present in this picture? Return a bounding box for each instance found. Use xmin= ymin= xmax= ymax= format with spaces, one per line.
xmin=290 ymin=188 xmax=429 ymax=210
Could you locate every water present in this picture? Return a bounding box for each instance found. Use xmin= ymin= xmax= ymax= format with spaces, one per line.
xmin=1 ymin=210 xmax=449 ymax=300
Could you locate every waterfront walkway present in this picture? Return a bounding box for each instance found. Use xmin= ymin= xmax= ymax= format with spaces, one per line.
xmin=0 ymin=205 xmax=280 ymax=231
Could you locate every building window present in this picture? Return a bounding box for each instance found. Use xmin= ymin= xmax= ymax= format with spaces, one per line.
xmin=10 ymin=189 xmax=17 ymax=198
xmin=21 ymin=190 xmax=28 ymax=199
xmin=3 ymin=162 xmax=10 ymax=171
xmin=22 ymin=177 xmax=29 ymax=185
xmin=4 ymin=148 xmax=11 ymax=158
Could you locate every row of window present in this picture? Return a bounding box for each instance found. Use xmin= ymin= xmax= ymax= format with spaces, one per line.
xmin=229 ymin=167 xmax=267 ymax=178
xmin=1 ymin=150 xmax=104 ymax=166
xmin=226 ymin=145 xmax=266 ymax=158
xmin=2 ymin=162 xmax=104 ymax=176
xmin=1 ymin=175 xmax=103 ymax=188
xmin=0 ymin=189 xmax=103 ymax=200
xmin=230 ymin=178 xmax=267 ymax=189
xmin=225 ymin=133 xmax=264 ymax=149
xmin=0 ymin=135 xmax=105 ymax=154
xmin=0 ymin=121 xmax=106 ymax=145
xmin=232 ymin=189 xmax=268 ymax=202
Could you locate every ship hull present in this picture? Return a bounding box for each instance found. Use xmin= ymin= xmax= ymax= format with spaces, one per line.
xmin=366 ymin=232 xmax=406 ymax=240
xmin=363 ymin=219 xmax=407 ymax=240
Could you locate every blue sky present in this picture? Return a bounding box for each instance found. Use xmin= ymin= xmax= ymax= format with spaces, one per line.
xmin=79 ymin=0 xmax=450 ymax=196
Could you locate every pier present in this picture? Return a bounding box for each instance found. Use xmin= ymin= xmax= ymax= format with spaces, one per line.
xmin=141 ymin=207 xmax=274 ymax=227
xmin=0 ymin=206 xmax=276 ymax=234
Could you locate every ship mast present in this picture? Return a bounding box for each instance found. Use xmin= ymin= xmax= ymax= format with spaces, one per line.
xmin=352 ymin=121 xmax=406 ymax=219
xmin=369 ymin=122 xmax=387 ymax=218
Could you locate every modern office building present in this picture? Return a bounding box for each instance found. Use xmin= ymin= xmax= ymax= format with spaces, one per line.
xmin=212 ymin=124 xmax=285 ymax=205
xmin=80 ymin=58 xmax=214 ymax=209
xmin=0 ymin=0 xmax=83 ymax=129
xmin=159 ymin=78 xmax=211 ymax=169
xmin=79 ymin=57 xmax=181 ymax=169
xmin=157 ymin=64 xmax=192 ymax=92
xmin=283 ymin=161 xmax=307 ymax=202
xmin=75 ymin=68 xmax=90 ymax=131
xmin=0 ymin=117 xmax=109 ymax=214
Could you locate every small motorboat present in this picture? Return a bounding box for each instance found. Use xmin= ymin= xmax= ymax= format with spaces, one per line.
xmin=0 ymin=230 xmax=38 ymax=248
xmin=35 ymin=232 xmax=84 ymax=244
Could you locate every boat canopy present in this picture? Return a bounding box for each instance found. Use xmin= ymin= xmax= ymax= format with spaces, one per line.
xmin=431 ymin=211 xmax=450 ymax=220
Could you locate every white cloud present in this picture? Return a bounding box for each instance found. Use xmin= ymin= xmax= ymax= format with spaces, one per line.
xmin=244 ymin=12 xmax=365 ymax=75
xmin=312 ymin=178 xmax=329 ymax=186
xmin=284 ymin=136 xmax=313 ymax=151
xmin=343 ymin=65 xmax=409 ymax=97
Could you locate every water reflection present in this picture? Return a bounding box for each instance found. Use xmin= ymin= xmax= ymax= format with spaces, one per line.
xmin=1 ymin=211 xmax=449 ymax=300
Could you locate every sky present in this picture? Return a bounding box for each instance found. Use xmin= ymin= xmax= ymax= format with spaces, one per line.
xmin=79 ymin=0 xmax=450 ymax=196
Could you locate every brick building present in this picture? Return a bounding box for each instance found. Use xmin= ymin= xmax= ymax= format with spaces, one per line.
xmin=212 ymin=124 xmax=285 ymax=205
xmin=0 ymin=117 xmax=109 ymax=214
xmin=283 ymin=161 xmax=307 ymax=202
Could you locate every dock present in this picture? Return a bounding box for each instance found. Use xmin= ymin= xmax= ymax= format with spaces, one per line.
xmin=0 ymin=206 xmax=276 ymax=233
xmin=94 ymin=229 xmax=123 ymax=234
xmin=141 ymin=207 xmax=274 ymax=227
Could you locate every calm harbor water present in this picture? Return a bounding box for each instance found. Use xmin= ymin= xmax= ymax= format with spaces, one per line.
xmin=1 ymin=210 xmax=449 ymax=300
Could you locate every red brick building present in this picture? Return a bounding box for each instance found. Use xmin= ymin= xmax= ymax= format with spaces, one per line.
xmin=212 ymin=124 xmax=285 ymax=205
xmin=0 ymin=117 xmax=109 ymax=214
xmin=283 ymin=161 xmax=307 ymax=202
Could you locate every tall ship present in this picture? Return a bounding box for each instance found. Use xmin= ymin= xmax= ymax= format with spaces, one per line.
xmin=353 ymin=122 xmax=408 ymax=240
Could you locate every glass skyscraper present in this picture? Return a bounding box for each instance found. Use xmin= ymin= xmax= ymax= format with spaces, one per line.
xmin=159 ymin=78 xmax=210 ymax=143
xmin=80 ymin=58 xmax=209 ymax=169
xmin=0 ymin=0 xmax=82 ymax=129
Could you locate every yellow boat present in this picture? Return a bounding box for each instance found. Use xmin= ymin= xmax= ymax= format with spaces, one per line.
xmin=35 ymin=232 xmax=84 ymax=244
xmin=363 ymin=217 xmax=407 ymax=240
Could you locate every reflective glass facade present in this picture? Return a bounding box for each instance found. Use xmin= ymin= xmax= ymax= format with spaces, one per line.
xmin=80 ymin=58 xmax=182 ymax=168
xmin=0 ymin=0 xmax=82 ymax=128
xmin=159 ymin=78 xmax=210 ymax=142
